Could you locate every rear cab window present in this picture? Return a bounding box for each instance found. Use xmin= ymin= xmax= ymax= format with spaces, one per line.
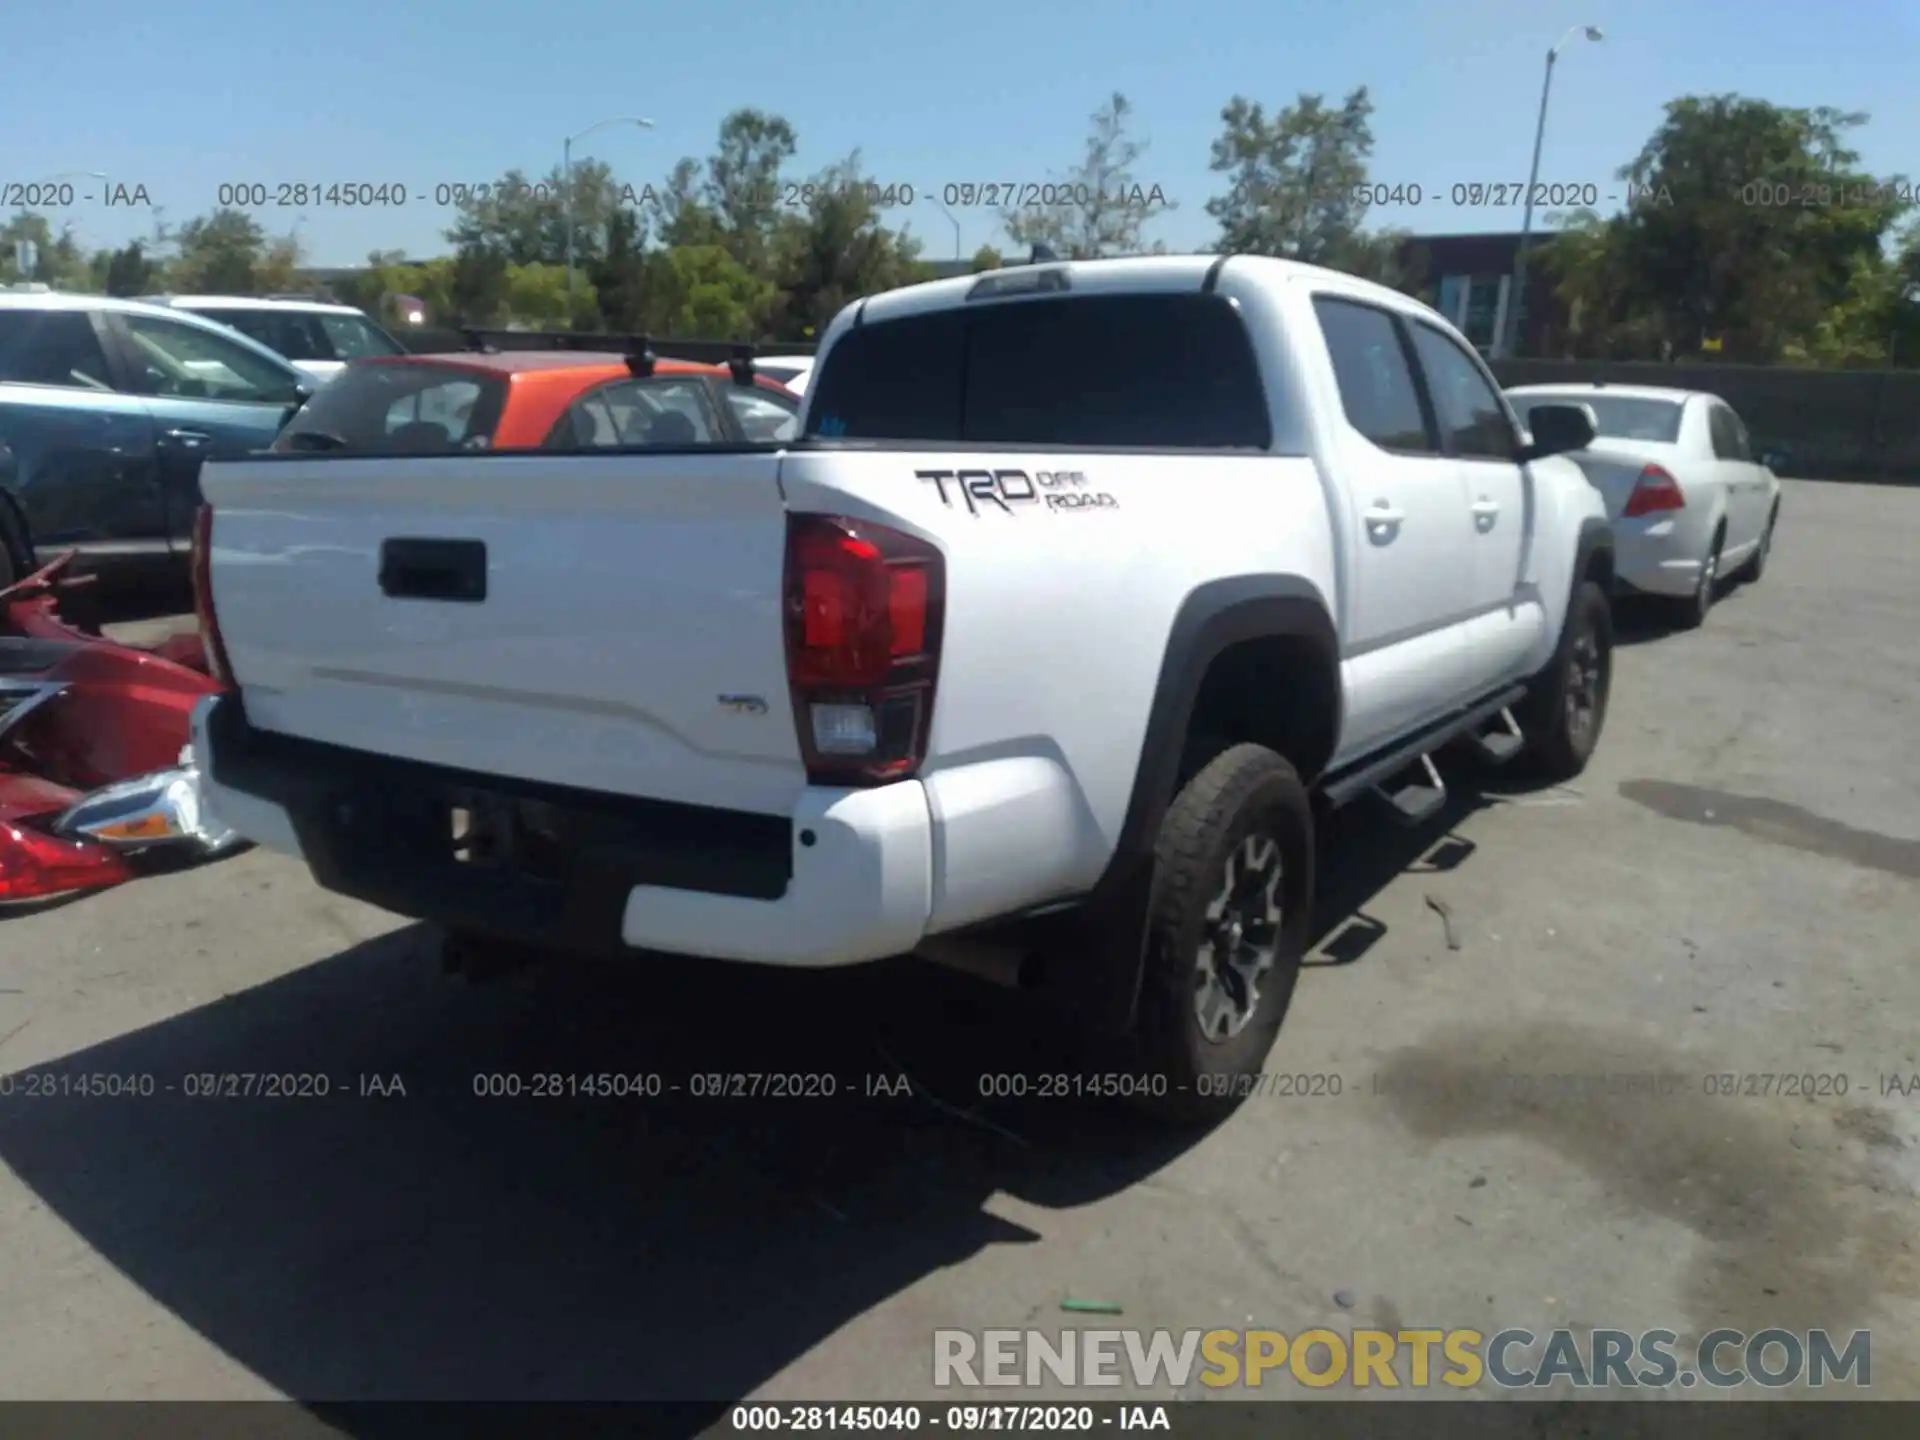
xmin=275 ymin=361 xmax=506 ymax=454
xmin=804 ymin=292 xmax=1272 ymax=448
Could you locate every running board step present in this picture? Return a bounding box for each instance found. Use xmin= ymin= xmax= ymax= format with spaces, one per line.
xmin=1468 ymin=706 xmax=1526 ymax=765
xmin=1375 ymin=754 xmax=1447 ymax=827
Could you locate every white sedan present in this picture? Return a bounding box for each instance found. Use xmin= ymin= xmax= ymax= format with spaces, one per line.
xmin=754 ymin=356 xmax=813 ymax=397
xmin=1505 ymin=383 xmax=1784 ymax=629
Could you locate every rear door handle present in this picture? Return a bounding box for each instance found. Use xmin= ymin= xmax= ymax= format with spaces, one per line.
xmin=1471 ymin=499 xmax=1501 ymax=527
xmin=162 ymin=428 xmax=212 ymax=447
xmin=1368 ymin=502 xmax=1407 ymax=525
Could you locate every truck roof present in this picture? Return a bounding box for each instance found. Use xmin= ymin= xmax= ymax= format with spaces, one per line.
xmin=856 ymin=253 xmax=1420 ymax=329
xmin=159 ymin=294 xmax=367 ymax=316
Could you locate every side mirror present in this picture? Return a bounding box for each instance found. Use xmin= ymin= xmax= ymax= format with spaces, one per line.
xmin=1517 ymin=403 xmax=1596 ymax=461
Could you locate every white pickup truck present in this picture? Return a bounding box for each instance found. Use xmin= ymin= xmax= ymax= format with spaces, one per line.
xmin=190 ymin=255 xmax=1615 ymax=1120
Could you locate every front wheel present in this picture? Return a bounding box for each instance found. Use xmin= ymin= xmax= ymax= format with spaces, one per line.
xmin=1735 ymin=508 xmax=1778 ymax=584
xmin=1517 ymin=578 xmax=1613 ymax=781
xmin=1125 ymin=744 xmax=1314 ymax=1124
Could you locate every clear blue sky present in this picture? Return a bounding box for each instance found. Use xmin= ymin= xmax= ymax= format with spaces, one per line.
xmin=9 ymin=0 xmax=1917 ymax=267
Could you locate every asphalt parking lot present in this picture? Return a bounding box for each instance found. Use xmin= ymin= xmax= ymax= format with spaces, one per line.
xmin=0 ymin=478 xmax=1915 ymax=1408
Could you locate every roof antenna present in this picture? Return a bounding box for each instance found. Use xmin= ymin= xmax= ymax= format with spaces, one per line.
xmin=626 ymin=333 xmax=657 ymax=377
xmin=728 ymin=343 xmax=757 ymax=386
xmin=1029 ymin=244 xmax=1058 ymax=264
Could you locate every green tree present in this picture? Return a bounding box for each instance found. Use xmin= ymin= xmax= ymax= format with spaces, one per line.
xmin=1001 ymin=93 xmax=1174 ymax=259
xmin=700 ymin=109 xmax=798 ymax=271
xmin=641 ymin=244 xmax=774 ymax=339
xmin=99 ymin=240 xmax=160 ymax=297
xmin=1206 ymin=87 xmax=1378 ymax=263
xmin=767 ymin=153 xmax=927 ymax=339
xmin=0 ymin=211 xmax=94 ymax=289
xmin=165 ymin=208 xmax=269 ymax=292
xmin=501 ymin=262 xmax=598 ymax=328
xmin=444 ymin=159 xmax=627 ymax=268
xmin=587 ymin=206 xmax=652 ymax=331
xmin=1609 ymin=95 xmax=1914 ymax=360
xmin=970 ymin=244 xmax=1004 ymax=273
xmin=449 ymin=244 xmax=511 ymax=325
xmin=651 ymin=158 xmax=726 ymax=248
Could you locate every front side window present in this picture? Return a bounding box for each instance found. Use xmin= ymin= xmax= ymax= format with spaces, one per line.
xmin=1311 ymin=296 xmax=1433 ymax=454
xmin=547 ymin=376 xmax=724 ymax=448
xmin=276 ymin=362 xmax=504 ymax=453
xmin=120 ymin=313 xmax=302 ymax=404
xmin=805 ymin=293 xmax=1273 ymax=450
xmin=1408 ymin=322 xmax=1516 ymax=460
xmin=0 ymin=309 xmax=114 ymax=391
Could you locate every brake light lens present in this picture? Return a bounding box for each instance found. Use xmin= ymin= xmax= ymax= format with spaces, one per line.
xmin=190 ymin=504 xmax=235 ymax=688
xmin=1623 ymin=465 xmax=1686 ymax=518
xmin=784 ymin=514 xmax=944 ymax=785
xmin=0 ymin=820 xmax=135 ymax=902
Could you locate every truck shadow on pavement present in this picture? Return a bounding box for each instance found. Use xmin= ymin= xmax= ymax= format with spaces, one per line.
xmin=0 ymin=762 xmax=1541 ymax=1423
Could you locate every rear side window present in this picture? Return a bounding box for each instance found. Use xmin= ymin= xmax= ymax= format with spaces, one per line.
xmin=805 ymin=294 xmax=1272 ymax=449
xmin=205 ymin=309 xmax=327 ymax=361
xmin=0 ymin=309 xmax=115 ymax=390
xmin=545 ymin=376 xmax=723 ymax=449
xmin=1312 ymin=297 xmax=1433 ymax=453
xmin=276 ymin=362 xmax=506 ymax=454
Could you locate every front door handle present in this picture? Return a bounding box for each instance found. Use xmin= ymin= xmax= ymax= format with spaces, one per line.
xmin=1368 ymin=502 xmax=1407 ymax=525
xmin=161 ymin=428 xmax=212 ymax=448
xmin=1471 ymin=498 xmax=1501 ymax=528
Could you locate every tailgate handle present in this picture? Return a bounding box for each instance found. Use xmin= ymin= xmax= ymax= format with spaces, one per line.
xmin=379 ymin=538 xmax=487 ymax=602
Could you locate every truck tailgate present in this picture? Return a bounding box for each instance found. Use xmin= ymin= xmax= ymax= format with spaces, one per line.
xmin=201 ymin=452 xmax=804 ymax=815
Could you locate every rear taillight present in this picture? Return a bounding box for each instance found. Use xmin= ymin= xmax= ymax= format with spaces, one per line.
xmin=0 ymin=820 xmax=135 ymax=902
xmin=783 ymin=514 xmax=944 ymax=786
xmin=190 ymin=504 xmax=235 ymax=688
xmin=1623 ymin=465 xmax=1686 ymax=518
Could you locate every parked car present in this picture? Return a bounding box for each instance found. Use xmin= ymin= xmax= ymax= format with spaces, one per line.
xmin=273 ymin=345 xmax=803 ymax=456
xmin=0 ymin=292 xmax=311 ymax=590
xmin=753 ymin=356 xmax=814 ymax=397
xmin=157 ymin=295 xmax=407 ymax=386
xmin=1505 ymin=383 xmax=1783 ymax=628
xmin=190 ymin=256 xmax=1612 ymax=1120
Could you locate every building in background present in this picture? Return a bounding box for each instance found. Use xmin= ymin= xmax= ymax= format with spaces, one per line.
xmin=1398 ymin=232 xmax=1569 ymax=357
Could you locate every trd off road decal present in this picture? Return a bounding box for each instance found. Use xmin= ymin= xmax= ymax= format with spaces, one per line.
xmin=915 ymin=468 xmax=1118 ymax=516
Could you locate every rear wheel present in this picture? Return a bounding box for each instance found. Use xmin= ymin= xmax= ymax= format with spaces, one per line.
xmin=1517 ymin=578 xmax=1612 ymax=781
xmin=1125 ymin=743 xmax=1314 ymax=1124
xmin=1673 ymin=527 xmax=1723 ymax=630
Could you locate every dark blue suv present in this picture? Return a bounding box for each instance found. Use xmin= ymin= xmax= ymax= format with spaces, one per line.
xmin=0 ymin=291 xmax=311 ymax=588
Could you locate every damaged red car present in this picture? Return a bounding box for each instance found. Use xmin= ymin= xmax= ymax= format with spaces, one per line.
xmin=1 ymin=553 xmax=236 ymax=905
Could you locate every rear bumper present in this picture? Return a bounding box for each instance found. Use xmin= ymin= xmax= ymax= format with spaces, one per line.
xmin=189 ymin=693 xmax=934 ymax=967
xmin=1610 ymin=510 xmax=1714 ymax=598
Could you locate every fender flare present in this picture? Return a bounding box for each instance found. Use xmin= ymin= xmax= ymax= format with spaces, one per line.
xmin=1574 ymin=514 xmax=1614 ymax=591
xmin=1040 ymin=574 xmax=1340 ymax=1038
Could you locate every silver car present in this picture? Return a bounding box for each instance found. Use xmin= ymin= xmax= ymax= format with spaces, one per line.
xmin=1506 ymin=383 xmax=1784 ymax=629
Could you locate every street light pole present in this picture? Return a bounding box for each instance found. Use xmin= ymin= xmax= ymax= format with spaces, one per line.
xmin=563 ymin=116 xmax=654 ymax=300
xmin=934 ymin=198 xmax=962 ymax=260
xmin=1500 ymin=25 xmax=1603 ymax=360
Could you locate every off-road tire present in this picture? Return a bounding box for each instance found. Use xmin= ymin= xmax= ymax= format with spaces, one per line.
xmin=1734 ymin=506 xmax=1778 ymax=584
xmin=1673 ymin=527 xmax=1723 ymax=630
xmin=1125 ymin=743 xmax=1314 ymax=1125
xmin=1517 ymin=579 xmax=1612 ymax=782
